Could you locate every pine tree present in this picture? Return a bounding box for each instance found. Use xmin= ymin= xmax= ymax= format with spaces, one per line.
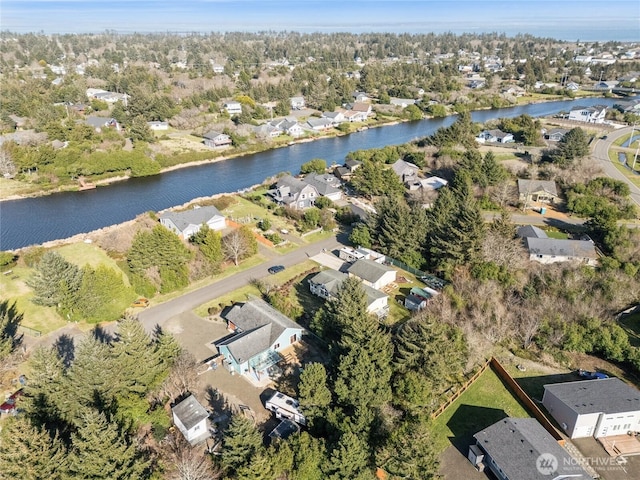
xmin=27 ymin=251 xmax=82 ymax=308
xmin=326 ymin=429 xmax=371 ymax=480
xmin=298 ymin=362 xmax=332 ymax=427
xmin=0 ymin=417 xmax=68 ymax=480
xmin=289 ymin=433 xmax=326 ymax=480
xmin=0 ymin=300 xmax=22 ymax=360
xmin=322 ymin=277 xmax=369 ymax=344
xmin=190 ymin=224 xmax=223 ymax=272
xmin=67 ymin=409 xmax=147 ymax=480
xmin=220 ymin=414 xmax=262 ymax=475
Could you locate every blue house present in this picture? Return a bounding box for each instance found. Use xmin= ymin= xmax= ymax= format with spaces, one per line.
xmin=216 ymin=299 xmax=305 ymax=380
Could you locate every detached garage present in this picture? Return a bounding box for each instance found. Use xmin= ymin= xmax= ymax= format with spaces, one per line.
xmin=542 ymin=378 xmax=640 ymax=439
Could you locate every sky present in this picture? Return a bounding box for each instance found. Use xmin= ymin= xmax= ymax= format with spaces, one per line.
xmin=1 ymin=0 xmax=639 ymax=41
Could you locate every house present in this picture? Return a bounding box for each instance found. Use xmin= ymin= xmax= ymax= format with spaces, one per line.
xmin=343 ymin=110 xmax=369 ymax=123
xmin=84 ymin=116 xmax=120 ymax=132
xmin=338 ymin=246 xmax=385 ymax=264
xmin=159 ymin=205 xmax=226 ymax=238
xmin=525 ymin=237 xmax=599 ymax=266
xmin=468 ymin=80 xmax=485 ymax=89
xmin=211 ymin=63 xmax=225 ymax=74
xmin=85 ymin=88 xmax=130 ymax=104
xmin=517 ymin=179 xmax=559 ymax=204
xmin=347 ymin=258 xmax=397 ymax=290
xmin=216 ymin=298 xmax=305 ymax=379
xmin=568 ymin=105 xmax=607 ymax=123
xmin=290 ymin=96 xmax=305 ymax=109
xmin=265 ymin=391 xmax=306 ymax=425
xmin=322 ymin=111 xmax=346 ymax=124
xmin=223 ymin=101 xmax=242 ymax=115
xmin=593 ymin=81 xmax=618 ymax=91
xmin=516 ymin=225 xmax=548 ymax=239
xmin=303 ymin=174 xmax=342 ymax=201
xmin=308 ymin=269 xmax=389 ymax=318
xmin=269 ymin=174 xmax=320 ymax=210
xmin=566 ymin=81 xmax=580 ymax=91
xmin=404 ymin=286 xmax=438 ymax=311
xmin=615 ymin=99 xmax=640 ymax=114
xmin=390 ymin=98 xmax=417 ymax=108
xmin=542 ymin=378 xmax=640 ymax=439
xmin=147 ymin=121 xmax=169 ymax=131
xmin=469 ymin=417 xmax=592 ymax=479
xmin=277 ymin=120 xmax=305 ymax=137
xmin=254 ymin=123 xmax=282 ymax=138
xmin=352 ymin=91 xmax=370 ymax=102
xmin=418 ymin=176 xmax=448 ymax=191
xmin=390 ymin=159 xmax=420 ymax=183
xmin=334 ymin=158 xmax=362 ymax=181
xmin=171 ymin=394 xmax=210 ymax=445
xmin=306 ymin=117 xmax=334 ymax=131
xmin=476 ymin=129 xmax=514 ymax=144
xmin=203 ymin=131 xmax=232 ymax=148
xmin=543 ymin=128 xmax=569 ymax=142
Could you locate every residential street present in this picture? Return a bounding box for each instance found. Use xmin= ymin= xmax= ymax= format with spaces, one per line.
xmin=591 ymin=125 xmax=640 ymax=208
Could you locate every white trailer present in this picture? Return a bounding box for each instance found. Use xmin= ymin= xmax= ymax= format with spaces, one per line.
xmin=265 ymin=391 xmax=306 ymax=425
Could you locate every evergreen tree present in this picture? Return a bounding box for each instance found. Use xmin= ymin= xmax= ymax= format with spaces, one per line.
xmin=74 ymin=264 xmax=133 ymax=323
xmin=27 ymin=251 xmax=82 ymax=308
xmin=0 ymin=417 xmax=68 ymax=480
xmin=190 ymin=224 xmax=223 ymax=272
xmin=326 ymin=429 xmax=371 ymax=480
xmin=288 ymin=433 xmax=326 ymax=480
xmin=298 ymin=362 xmax=332 ymax=428
xmin=0 ymin=300 xmax=22 ymax=360
xmin=220 ymin=414 xmax=262 ymax=475
xmin=321 ymin=277 xmax=369 ymax=344
xmin=349 ymin=223 xmax=372 ymax=248
xmin=67 ymin=409 xmax=147 ymax=480
xmin=553 ymin=127 xmax=590 ymax=166
xmin=235 ymin=449 xmax=274 ymax=480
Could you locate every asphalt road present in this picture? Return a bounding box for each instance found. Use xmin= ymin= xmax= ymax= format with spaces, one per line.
xmin=137 ymin=232 xmax=346 ymax=333
xmin=591 ymin=125 xmax=640 ymax=209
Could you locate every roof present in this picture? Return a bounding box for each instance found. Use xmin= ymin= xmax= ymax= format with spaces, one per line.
xmin=391 ymin=159 xmax=419 ymax=177
xmin=525 ymin=238 xmax=598 ymax=259
xmin=517 ymin=225 xmax=548 ymax=239
xmin=517 ymin=179 xmax=558 ymax=196
xmin=304 ymin=174 xmax=341 ymax=196
xmin=474 ymin=418 xmax=591 ymax=480
xmin=218 ymin=298 xmax=303 ymax=363
xmin=488 ymin=129 xmax=512 ymax=139
xmin=419 ymin=176 xmax=448 ymax=190
xmin=171 ymin=394 xmax=209 ymax=430
xmin=159 ymin=205 xmax=224 ymax=231
xmin=347 ymin=258 xmax=395 ymax=284
xmin=307 ymin=118 xmax=333 ymax=129
xmin=351 ymin=102 xmax=371 ymax=112
xmin=203 ymin=131 xmax=228 ymax=140
xmin=570 ymin=104 xmax=607 ymax=113
xmin=85 ymin=116 xmax=114 ymax=128
xmin=309 ymin=269 xmax=388 ymax=307
xmin=276 ymin=174 xmax=307 ymax=194
xmin=269 ymin=419 xmax=300 ymax=440
xmin=544 ymin=378 xmax=640 ymax=415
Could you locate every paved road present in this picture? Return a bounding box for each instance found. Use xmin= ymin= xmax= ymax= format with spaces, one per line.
xmin=137 ymin=233 xmax=346 ymax=333
xmin=591 ymin=126 xmax=640 ymax=208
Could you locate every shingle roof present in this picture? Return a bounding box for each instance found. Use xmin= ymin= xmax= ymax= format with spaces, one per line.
xmin=347 ymin=258 xmax=395 ymax=284
xmin=525 ymin=238 xmax=598 ymax=259
xmin=159 ymin=205 xmax=224 ymax=231
xmin=276 ymin=174 xmax=307 ymax=195
xmin=517 ymin=225 xmax=548 ymax=239
xmin=474 ymin=418 xmax=591 ymax=480
xmin=172 ymin=394 xmax=209 ymax=430
xmin=544 ymin=378 xmax=640 ymax=415
xmin=391 ymin=159 xmax=419 ymax=177
xmin=304 ymin=174 xmax=341 ymax=196
xmin=517 ymin=179 xmax=558 ymax=196
xmin=309 ymin=269 xmax=388 ymax=307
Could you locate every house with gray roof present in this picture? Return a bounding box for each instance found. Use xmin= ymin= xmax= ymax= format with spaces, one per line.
xmin=84 ymin=116 xmax=120 ymax=132
xmin=216 ymin=298 xmax=304 ymax=380
xmin=525 ymin=237 xmax=598 ymax=266
xmin=303 ymin=174 xmax=343 ymax=201
xmin=568 ymin=105 xmax=607 ymax=123
xmin=203 ymin=131 xmax=232 ymax=148
xmin=517 ymin=179 xmax=559 ymax=205
xmin=159 ymin=205 xmax=226 ymax=239
xmin=543 ymin=128 xmax=569 ymax=142
xmin=269 ymin=174 xmax=320 ymax=210
xmin=306 ymin=117 xmax=334 ymax=131
xmin=308 ymin=269 xmax=389 ymax=318
xmin=543 ymin=378 xmax=640 ymax=439
xmin=516 ymin=225 xmax=548 ymax=239
xmin=347 ymin=258 xmax=397 ymax=290
xmin=171 ymin=394 xmax=210 ymax=445
xmin=469 ymin=417 xmax=592 ymax=479
xmin=391 ymin=159 xmax=420 ymax=183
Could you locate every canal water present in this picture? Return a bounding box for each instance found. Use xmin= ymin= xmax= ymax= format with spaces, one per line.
xmin=0 ymin=96 xmax=633 ymax=249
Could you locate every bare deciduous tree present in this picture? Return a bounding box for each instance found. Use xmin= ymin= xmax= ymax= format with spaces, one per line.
xmin=160 ymin=432 xmax=221 ymax=480
xmin=159 ymin=351 xmax=198 ymax=401
xmin=223 ymin=230 xmax=249 ymax=266
xmin=0 ymin=146 xmax=16 ymax=177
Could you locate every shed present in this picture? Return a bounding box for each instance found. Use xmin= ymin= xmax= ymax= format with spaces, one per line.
xmin=171 ymin=394 xmax=210 ymax=445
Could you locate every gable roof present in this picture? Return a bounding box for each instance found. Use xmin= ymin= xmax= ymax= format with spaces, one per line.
xmin=474 ymin=418 xmax=591 ymax=480
xmin=517 ymin=179 xmax=558 ymax=196
xmin=172 ymin=394 xmax=209 ymax=429
xmin=347 ymin=258 xmax=395 ymax=284
xmin=517 ymin=225 xmax=548 ymax=239
xmin=525 ymin=237 xmax=598 ymax=259
xmin=309 ymin=269 xmax=387 ymax=307
xmin=203 ymin=131 xmax=228 ymax=140
xmin=276 ymin=174 xmax=308 ymax=194
xmin=216 ymin=324 xmax=273 ymax=365
xmin=544 ymin=378 xmax=640 ymax=415
xmin=391 ymin=159 xmax=419 ymax=177
xmin=159 ymin=205 xmax=224 ymax=231
xmin=304 ymin=174 xmax=341 ymax=196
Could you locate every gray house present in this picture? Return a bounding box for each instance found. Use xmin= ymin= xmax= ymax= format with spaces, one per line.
xmin=469 ymin=417 xmax=592 ymax=479
xmin=542 ymin=378 xmax=640 ymax=439
xmin=303 ymin=174 xmax=343 ymax=201
xmin=269 ymin=175 xmax=320 ymax=210
xmin=203 ymin=131 xmax=232 ymax=148
xmin=390 ymin=159 xmax=420 ymax=183
xmin=525 ymin=237 xmax=599 ymax=266
xmin=159 ymin=205 xmax=226 ymax=239
xmin=171 ymin=394 xmax=210 ymax=445
xmin=347 ymin=258 xmax=397 ymax=290
xmin=517 ymin=179 xmax=559 ymax=204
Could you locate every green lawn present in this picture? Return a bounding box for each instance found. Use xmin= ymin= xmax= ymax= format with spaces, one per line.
xmin=545 ymin=230 xmax=569 ymax=239
xmin=620 ymin=312 xmax=640 ymax=347
xmin=431 ymin=367 xmax=531 ymax=453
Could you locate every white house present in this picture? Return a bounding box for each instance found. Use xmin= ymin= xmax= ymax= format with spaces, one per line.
xmin=476 ymin=129 xmax=514 ymax=144
xmin=347 ymin=258 xmax=397 ymax=290
xmin=203 ymin=131 xmax=232 ymax=148
xmin=322 ymin=111 xmax=346 ymax=125
xmin=171 ymin=395 xmax=210 ymax=445
xmin=147 ymin=121 xmax=169 ymax=131
xmin=303 ymin=174 xmax=343 ymax=201
xmin=308 ymin=269 xmax=389 ymax=318
xmin=223 ymin=101 xmax=243 ymax=115
xmin=543 ymin=378 xmax=640 ymax=439
xmin=306 ymin=117 xmax=334 ymax=131
xmin=568 ymin=105 xmax=607 ymax=123
xmin=216 ymin=299 xmax=305 ymax=380
xmin=290 ymin=96 xmax=305 ymax=109
xmin=159 ymin=205 xmax=226 ymax=239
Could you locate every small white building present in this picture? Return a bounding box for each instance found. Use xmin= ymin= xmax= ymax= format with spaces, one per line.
xmin=223 ymin=101 xmax=243 ymax=115
xmin=171 ymin=395 xmax=210 ymax=445
xmin=543 ymin=378 xmax=640 ymax=438
xmin=568 ymin=105 xmax=607 ymax=123
xmin=290 ymin=96 xmax=305 ymax=109
xmin=347 ymin=258 xmax=397 ymax=290
xmin=265 ymin=391 xmax=306 ymax=425
xmin=147 ymin=121 xmax=169 ymax=131
xmin=159 ymin=205 xmax=226 ymax=239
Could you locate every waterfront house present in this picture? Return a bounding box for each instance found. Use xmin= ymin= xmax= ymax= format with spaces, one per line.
xmin=203 ymin=131 xmax=232 ymax=148
xmin=159 ymin=205 xmax=226 ymax=239
xmin=269 ymin=174 xmax=319 ymax=210
xmin=568 ymin=105 xmax=607 ymax=123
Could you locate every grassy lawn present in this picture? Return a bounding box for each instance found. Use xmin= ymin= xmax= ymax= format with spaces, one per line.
xmin=545 ymin=230 xmax=569 ymax=239
xmin=0 ymin=178 xmax=44 ymax=200
xmin=223 ymin=196 xmax=300 ymax=240
xmin=431 ymin=367 xmax=531 ymax=453
xmin=300 ymin=229 xmax=335 ymax=243
xmin=55 ymin=243 xmax=131 ymax=284
xmin=619 ymin=312 xmax=640 ymax=347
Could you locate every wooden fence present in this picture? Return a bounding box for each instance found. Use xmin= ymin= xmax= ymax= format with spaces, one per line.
xmin=489 ymin=357 xmax=565 ymax=445
xmin=225 ymin=219 xmax=274 ymax=248
xmin=18 ymin=325 xmax=41 ymax=337
xmin=431 ymin=359 xmax=491 ymax=419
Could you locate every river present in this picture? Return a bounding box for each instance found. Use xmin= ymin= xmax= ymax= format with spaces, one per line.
xmin=0 ymin=96 xmax=633 ymax=250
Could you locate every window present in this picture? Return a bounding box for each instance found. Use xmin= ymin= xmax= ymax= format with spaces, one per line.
xmin=301 ymin=194 xmax=306 ymax=199
xmin=273 ymin=343 xmax=280 ymax=350
xmin=309 ymin=192 xmax=315 ymax=197
xmin=290 ymin=334 xmax=298 ymax=344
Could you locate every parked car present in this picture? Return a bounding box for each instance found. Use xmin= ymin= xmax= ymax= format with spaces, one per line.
xmin=268 ymin=265 xmax=285 ymax=274
xmin=131 ymin=298 xmax=150 ymax=308
xmin=578 ymin=369 xmax=608 ymax=380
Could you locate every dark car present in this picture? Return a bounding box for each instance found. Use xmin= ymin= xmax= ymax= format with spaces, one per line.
xmin=268 ymin=265 xmax=285 ymax=274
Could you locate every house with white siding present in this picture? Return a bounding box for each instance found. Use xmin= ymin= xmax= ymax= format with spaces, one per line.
xmin=568 ymin=105 xmax=607 ymax=123
xmin=171 ymin=395 xmax=210 ymax=445
xmin=159 ymin=205 xmax=226 ymax=239
xmin=347 ymin=258 xmax=397 ymax=290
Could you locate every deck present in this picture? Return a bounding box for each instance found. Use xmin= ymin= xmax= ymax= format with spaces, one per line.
xmin=597 ymin=434 xmax=640 ymax=457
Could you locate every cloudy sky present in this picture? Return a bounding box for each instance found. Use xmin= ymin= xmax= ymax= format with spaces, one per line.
xmin=2 ymin=0 xmax=639 ymax=41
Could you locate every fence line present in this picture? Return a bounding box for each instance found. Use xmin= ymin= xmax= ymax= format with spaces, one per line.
xmin=384 ymin=257 xmax=446 ymax=290
xmin=431 ymin=359 xmax=491 ymax=419
xmin=18 ymin=325 xmax=41 ymax=337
